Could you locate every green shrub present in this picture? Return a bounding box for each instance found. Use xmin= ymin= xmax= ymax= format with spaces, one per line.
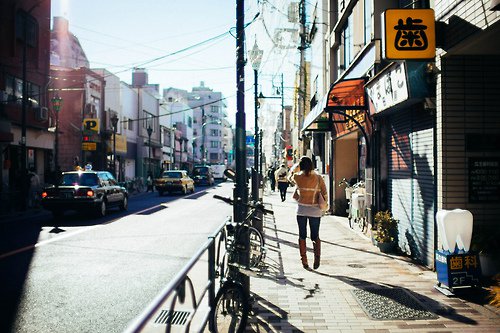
xmin=374 ymin=210 xmax=398 ymax=243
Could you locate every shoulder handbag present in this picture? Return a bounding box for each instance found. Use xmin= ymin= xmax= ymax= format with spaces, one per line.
xmin=315 ymin=175 xmax=328 ymax=212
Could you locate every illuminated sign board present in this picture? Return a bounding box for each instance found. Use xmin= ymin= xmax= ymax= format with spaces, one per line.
xmin=83 ymin=118 xmax=100 ymax=132
xmin=383 ymin=9 xmax=435 ymax=60
xmin=82 ymin=142 xmax=97 ymax=151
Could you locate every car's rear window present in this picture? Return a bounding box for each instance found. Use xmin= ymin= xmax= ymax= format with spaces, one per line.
xmin=193 ymin=167 xmax=209 ymax=175
xmin=163 ymin=171 xmax=182 ymax=178
xmin=61 ymin=173 xmax=98 ymax=186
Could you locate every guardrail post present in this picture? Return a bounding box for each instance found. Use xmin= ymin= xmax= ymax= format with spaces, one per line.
xmin=208 ymin=236 xmax=215 ymax=332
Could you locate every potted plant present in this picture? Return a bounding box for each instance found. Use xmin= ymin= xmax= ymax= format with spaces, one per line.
xmin=374 ymin=210 xmax=398 ymax=253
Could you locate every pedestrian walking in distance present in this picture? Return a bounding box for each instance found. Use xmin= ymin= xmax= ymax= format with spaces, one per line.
xmin=267 ymin=164 xmax=276 ymax=192
xmin=289 ymin=156 xmax=327 ymax=269
xmin=146 ymin=172 xmax=154 ymax=192
xmin=275 ymin=164 xmax=289 ymax=202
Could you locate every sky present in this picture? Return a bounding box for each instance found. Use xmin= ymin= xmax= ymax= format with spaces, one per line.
xmin=51 ymin=0 xmax=300 ymax=129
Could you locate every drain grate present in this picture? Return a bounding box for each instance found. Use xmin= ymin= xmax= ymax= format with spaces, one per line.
xmin=351 ymin=288 xmax=438 ymax=320
xmin=154 ymin=310 xmax=190 ymax=325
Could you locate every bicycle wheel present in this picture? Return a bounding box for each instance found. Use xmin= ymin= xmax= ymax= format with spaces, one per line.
xmin=212 ymin=281 xmax=249 ymax=333
xmin=248 ymin=226 xmax=264 ymax=268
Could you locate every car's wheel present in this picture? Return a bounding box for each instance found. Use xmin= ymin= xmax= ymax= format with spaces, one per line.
xmin=96 ymin=200 xmax=107 ymax=217
xmin=190 ymin=186 xmax=195 ymax=193
xmin=120 ymin=196 xmax=128 ymax=211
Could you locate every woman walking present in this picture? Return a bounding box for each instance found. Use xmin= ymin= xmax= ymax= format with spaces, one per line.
xmin=275 ymin=164 xmax=289 ymax=202
xmin=289 ymin=156 xmax=327 ymax=269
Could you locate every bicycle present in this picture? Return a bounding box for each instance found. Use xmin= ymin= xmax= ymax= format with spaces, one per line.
xmin=339 ymin=178 xmax=367 ymax=232
xmin=211 ymin=194 xmax=273 ymax=333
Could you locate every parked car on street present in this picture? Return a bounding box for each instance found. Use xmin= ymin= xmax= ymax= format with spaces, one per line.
xmin=155 ymin=170 xmax=195 ymax=195
xmin=41 ymin=170 xmax=128 ymax=218
xmin=192 ymin=165 xmax=215 ymax=186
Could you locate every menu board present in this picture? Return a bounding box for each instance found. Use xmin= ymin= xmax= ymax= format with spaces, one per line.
xmin=468 ymin=157 xmax=500 ymax=203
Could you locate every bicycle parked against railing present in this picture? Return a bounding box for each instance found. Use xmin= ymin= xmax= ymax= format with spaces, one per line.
xmin=339 ymin=178 xmax=367 ymax=232
xmin=211 ymin=194 xmax=273 ymax=333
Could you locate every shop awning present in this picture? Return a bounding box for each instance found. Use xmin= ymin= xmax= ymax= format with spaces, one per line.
xmin=302 ymin=77 xmax=367 ymax=132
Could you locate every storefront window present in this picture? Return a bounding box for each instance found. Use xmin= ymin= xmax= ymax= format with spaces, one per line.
xmin=343 ymin=15 xmax=354 ymax=68
xmin=364 ymin=0 xmax=373 ymax=44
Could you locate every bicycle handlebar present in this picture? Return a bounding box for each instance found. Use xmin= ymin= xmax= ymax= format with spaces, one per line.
xmin=213 ymin=194 xmax=274 ymax=215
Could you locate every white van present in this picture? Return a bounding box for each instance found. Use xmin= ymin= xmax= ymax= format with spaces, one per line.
xmin=210 ymin=164 xmax=226 ymax=180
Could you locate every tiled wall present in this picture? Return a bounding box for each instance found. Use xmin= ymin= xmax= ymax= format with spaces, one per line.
xmin=437 ymin=55 xmax=500 ymax=225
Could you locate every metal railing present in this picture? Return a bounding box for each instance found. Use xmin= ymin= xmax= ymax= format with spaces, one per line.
xmin=123 ymin=218 xmax=229 ymax=333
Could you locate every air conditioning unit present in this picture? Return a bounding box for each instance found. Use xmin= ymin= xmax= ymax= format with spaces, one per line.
xmin=35 ymin=107 xmax=49 ymax=121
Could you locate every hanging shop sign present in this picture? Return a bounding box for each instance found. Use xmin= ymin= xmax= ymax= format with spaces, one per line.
xmin=106 ymin=134 xmax=128 ymax=154
xmin=383 ymin=9 xmax=435 ymax=60
xmin=82 ymin=142 xmax=97 ymax=151
xmin=83 ymin=118 xmax=100 ymax=132
xmin=366 ymin=62 xmax=409 ymax=113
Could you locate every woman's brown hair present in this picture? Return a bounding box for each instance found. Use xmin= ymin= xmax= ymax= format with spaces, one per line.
xmin=299 ymin=156 xmax=313 ymax=175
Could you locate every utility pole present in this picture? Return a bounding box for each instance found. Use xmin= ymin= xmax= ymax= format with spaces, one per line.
xmin=235 ymin=0 xmax=247 ymax=222
xmin=298 ymin=0 xmax=307 ymax=155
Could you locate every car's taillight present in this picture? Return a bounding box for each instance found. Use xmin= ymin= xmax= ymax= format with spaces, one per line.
xmin=41 ymin=191 xmax=48 ymax=198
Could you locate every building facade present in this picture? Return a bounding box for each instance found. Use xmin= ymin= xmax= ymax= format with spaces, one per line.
xmin=0 ymin=0 xmax=52 ymax=212
xmin=187 ymin=82 xmax=228 ymax=166
xmin=302 ymin=0 xmax=500 ymax=269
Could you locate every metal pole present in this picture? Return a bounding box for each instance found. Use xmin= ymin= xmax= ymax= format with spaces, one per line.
xmin=113 ymin=128 xmax=117 ymax=177
xmin=201 ymin=108 xmax=205 ymax=164
xmin=235 ymin=0 xmax=247 ymax=222
xmin=281 ymin=73 xmax=284 ymax=157
xmin=20 ymin=11 xmax=29 ymax=210
xmin=147 ymin=126 xmax=152 ymax=175
xmin=252 ymin=69 xmax=259 ymax=201
xmin=259 ymin=129 xmax=263 ymax=178
xmin=55 ymin=109 xmax=59 ymax=175
xmin=299 ymin=0 xmax=307 ymax=155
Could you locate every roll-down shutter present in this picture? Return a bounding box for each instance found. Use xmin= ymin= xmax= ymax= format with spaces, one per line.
xmin=387 ymin=107 xmax=435 ymax=267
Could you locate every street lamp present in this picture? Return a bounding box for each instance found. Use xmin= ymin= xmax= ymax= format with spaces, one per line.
xmin=147 ymin=126 xmax=153 ymax=175
xmin=51 ymin=95 xmax=63 ymax=175
xmin=110 ymin=113 xmax=119 ymax=179
xmin=258 ymin=73 xmax=285 ymax=164
xmin=249 ymin=40 xmax=263 ymax=201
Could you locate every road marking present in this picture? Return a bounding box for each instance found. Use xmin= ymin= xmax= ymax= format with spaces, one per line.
xmin=1 ymin=189 xmax=218 ymax=260
xmin=0 ymin=224 xmax=104 ymax=260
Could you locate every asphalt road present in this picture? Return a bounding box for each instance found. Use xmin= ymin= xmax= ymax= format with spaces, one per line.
xmin=0 ymin=181 xmax=234 ymax=333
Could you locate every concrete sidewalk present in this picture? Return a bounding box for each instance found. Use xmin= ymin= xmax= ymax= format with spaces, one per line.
xmin=247 ymin=189 xmax=500 ymax=333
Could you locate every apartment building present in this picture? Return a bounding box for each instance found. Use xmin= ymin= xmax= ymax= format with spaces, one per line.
xmin=187 ymin=82 xmax=228 ymax=166
xmin=0 ymin=0 xmax=52 ymax=212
